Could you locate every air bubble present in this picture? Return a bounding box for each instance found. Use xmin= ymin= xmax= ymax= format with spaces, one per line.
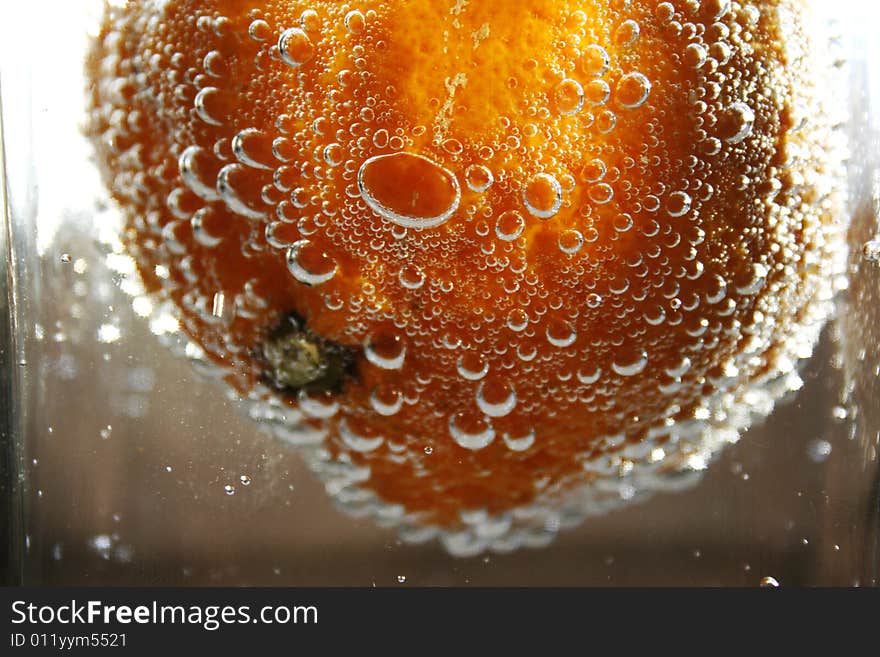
xmin=577 ymin=367 xmax=602 ymax=384
xmin=286 ymin=239 xmax=338 ymax=285
xmin=554 ymin=78 xmax=585 ymax=115
xmin=614 ymin=20 xmax=640 ymax=46
xmin=465 ymin=164 xmax=494 ymax=192
xmin=558 ymin=229 xmax=584 ymax=254
xmin=721 ymin=102 xmax=755 ymax=144
xmin=398 ymin=264 xmax=426 ymax=289
xmin=364 ymin=330 xmax=406 ymax=370
xmin=248 ymin=19 xmax=271 ymax=42
xmin=344 ymin=10 xmax=365 ymax=35
xmin=496 ymin=210 xmax=525 ymax=241
xmin=232 ymin=128 xmax=273 ymax=171
xmin=457 ymin=353 xmax=490 ymax=381
xmin=370 ymin=385 xmax=404 ymax=416
xmin=449 ymin=412 xmax=495 ymax=450
xmin=617 ymin=72 xmax=652 ymax=109
xmin=358 ymin=153 xmax=460 ymax=229
xmin=589 ymin=183 xmax=614 ymax=205
xmin=476 ymin=379 xmax=517 ymax=417
xmin=503 ymin=429 xmax=536 ymax=452
xmin=523 ymin=173 xmax=562 ymax=219
xmin=323 ymin=143 xmax=343 ymax=166
xmin=191 ymin=207 xmax=223 ymax=247
xmin=217 ymin=163 xmax=267 ymax=219
xmin=300 ymin=9 xmax=319 ymax=32
xmin=585 ymin=79 xmax=611 ymax=106
xmin=582 ymin=158 xmax=606 ymax=183
xmin=278 ymin=28 xmax=314 ymax=68
xmin=666 ymin=191 xmax=692 ymax=217
xmin=581 ymin=45 xmax=610 ymax=77
xmin=339 ymin=419 xmax=384 ymax=453
xmin=506 ymin=308 xmax=529 ymax=332
xmin=298 ymin=389 xmax=339 ymax=419
xmin=194 ymin=87 xmax=227 ymax=126
xmin=807 ymin=439 xmax=832 ymax=463
xmin=685 ymin=43 xmax=708 ymax=68
xmin=612 ymin=351 xmax=648 ymax=376
xmin=546 ymin=319 xmax=576 ymax=347
xmin=179 ymin=146 xmax=220 ymax=201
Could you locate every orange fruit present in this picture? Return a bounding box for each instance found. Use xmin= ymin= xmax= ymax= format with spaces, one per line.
xmin=86 ymin=0 xmax=844 ymax=546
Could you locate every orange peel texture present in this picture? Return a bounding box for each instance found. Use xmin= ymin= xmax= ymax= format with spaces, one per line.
xmin=86 ymin=0 xmax=845 ymax=550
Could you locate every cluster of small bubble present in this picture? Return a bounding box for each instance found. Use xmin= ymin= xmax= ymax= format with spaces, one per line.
xmin=86 ymin=0 xmax=847 ymax=550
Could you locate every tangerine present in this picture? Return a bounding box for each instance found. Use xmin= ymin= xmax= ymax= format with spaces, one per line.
xmin=86 ymin=0 xmax=845 ymax=547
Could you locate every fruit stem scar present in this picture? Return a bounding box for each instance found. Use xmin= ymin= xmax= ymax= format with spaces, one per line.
xmin=261 ymin=313 xmax=356 ymax=395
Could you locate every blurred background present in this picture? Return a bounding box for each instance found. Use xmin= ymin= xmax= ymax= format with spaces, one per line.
xmin=2 ymin=1 xmax=878 ymax=586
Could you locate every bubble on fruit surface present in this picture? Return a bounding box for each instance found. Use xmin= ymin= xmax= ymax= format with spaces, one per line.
xmin=364 ymin=330 xmax=406 ymax=370
xmin=194 ymin=87 xmax=226 ymax=126
xmin=298 ymin=389 xmax=339 ymax=419
xmin=506 ymin=308 xmax=529 ymax=332
xmin=585 ymin=79 xmax=611 ymax=106
xmin=685 ymin=43 xmax=708 ymax=69
xmin=217 ymin=164 xmax=267 ymax=220
xmin=286 ymin=240 xmax=338 ymax=285
xmin=721 ymin=102 xmax=756 ymax=144
xmin=457 ymin=353 xmax=489 ymax=381
xmin=339 ymin=419 xmax=384 ymax=453
xmin=398 ymin=264 xmax=426 ymax=290
xmin=449 ymin=412 xmax=495 ymax=451
xmin=616 ymin=72 xmax=651 ymax=109
xmin=476 ymin=378 xmax=517 ymax=418
xmin=612 ymin=350 xmax=649 ymax=377
xmin=523 ymin=173 xmax=562 ymax=219
xmin=370 ymin=385 xmax=404 ymax=416
xmin=503 ymin=429 xmax=536 ymax=452
xmin=496 ymin=210 xmax=525 ymax=241
xmin=614 ymin=19 xmax=640 ymax=46
xmin=666 ymin=191 xmax=692 ymax=218
xmin=344 ymin=10 xmax=365 ymax=35
xmin=278 ymin=27 xmax=314 ymax=68
xmin=179 ymin=146 xmax=220 ymax=201
xmin=581 ymin=44 xmax=609 ymax=77
xmin=554 ymin=78 xmax=585 ymax=115
xmin=558 ymin=230 xmax=584 ymax=255
xmin=358 ymin=153 xmax=460 ymax=229
xmin=862 ymin=239 xmax=880 ymax=263
xmin=465 ymin=164 xmax=494 ymax=192
xmin=546 ymin=319 xmax=576 ymax=348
